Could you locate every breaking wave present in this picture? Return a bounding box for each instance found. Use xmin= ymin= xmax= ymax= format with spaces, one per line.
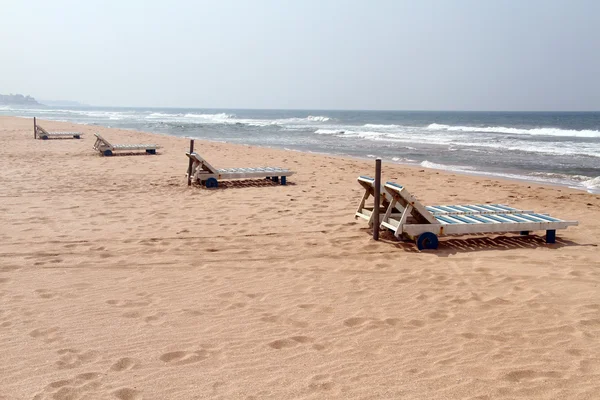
xmin=306 ymin=115 xmax=330 ymax=122
xmin=427 ymin=123 xmax=600 ymax=138
xmin=420 ymin=160 xmax=476 ymax=171
xmin=582 ymin=176 xmax=600 ymax=191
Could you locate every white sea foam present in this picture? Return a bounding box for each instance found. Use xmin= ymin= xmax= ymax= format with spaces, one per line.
xmin=427 ymin=123 xmax=600 ymax=138
xmin=315 ymin=129 xmax=345 ymax=134
xmin=363 ymin=123 xmax=404 ymax=130
xmin=418 ymin=161 xmax=600 ymax=193
xmin=307 ymin=115 xmax=330 ymax=122
xmin=420 ymin=160 xmax=476 ymax=171
xmin=391 ymin=156 xmax=417 ymax=162
xmin=147 ymin=112 xmax=175 ymax=117
xmin=320 ymin=125 xmax=600 ymax=157
xmin=582 ymin=176 xmax=600 ymax=191
xmin=454 ymin=140 xmax=600 ymax=158
xmin=143 ymin=113 xmax=331 ymax=127
xmin=184 ymin=113 xmax=234 ymax=119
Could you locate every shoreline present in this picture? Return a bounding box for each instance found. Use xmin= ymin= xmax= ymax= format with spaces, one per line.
xmin=8 ymin=113 xmax=599 ymax=194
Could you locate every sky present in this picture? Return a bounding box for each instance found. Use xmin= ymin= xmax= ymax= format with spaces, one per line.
xmin=1 ymin=0 xmax=599 ymax=111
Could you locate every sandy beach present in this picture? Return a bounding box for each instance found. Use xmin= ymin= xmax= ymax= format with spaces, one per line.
xmin=1 ymin=116 xmax=599 ymax=399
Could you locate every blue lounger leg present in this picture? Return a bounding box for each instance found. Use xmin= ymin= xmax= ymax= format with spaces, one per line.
xmin=281 ymin=176 xmax=286 ymax=185
xmin=546 ymin=230 xmax=556 ymax=243
xmin=520 ymin=231 xmax=529 ymax=235
xmin=271 ymin=177 xmax=279 ymax=183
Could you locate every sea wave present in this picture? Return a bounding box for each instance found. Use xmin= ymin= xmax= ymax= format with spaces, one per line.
xmin=312 ymin=126 xmax=600 ymax=157
xmin=427 ymin=123 xmax=600 ymax=138
xmin=144 ymin=113 xmax=330 ymax=127
xmin=391 ymin=157 xmax=417 ymax=162
xmin=420 ymin=160 xmax=476 ymax=171
xmin=147 ymin=112 xmax=175 ymax=117
xmin=362 ymin=123 xmax=404 ymax=130
xmin=582 ymin=176 xmax=600 ymax=191
xmin=418 ymin=161 xmax=599 ymax=193
xmin=315 ymin=128 xmax=345 ymax=134
xmin=307 ymin=115 xmax=330 ymax=122
xmin=184 ymin=113 xmax=234 ymax=119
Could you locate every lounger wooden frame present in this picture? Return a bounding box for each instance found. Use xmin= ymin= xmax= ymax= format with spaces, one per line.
xmin=381 ymin=181 xmax=578 ymax=249
xmin=186 ymin=152 xmax=295 ymax=188
xmin=35 ymin=124 xmax=82 ymax=140
xmin=355 ymin=176 xmax=533 ymax=226
xmin=93 ymin=133 xmax=160 ymax=156
xmin=355 ymin=176 xmax=578 ymax=250
xmin=355 ymin=176 xmax=400 ymax=228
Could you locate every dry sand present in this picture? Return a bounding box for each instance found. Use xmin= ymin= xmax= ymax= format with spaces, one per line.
xmin=0 ymin=116 xmax=599 ymax=400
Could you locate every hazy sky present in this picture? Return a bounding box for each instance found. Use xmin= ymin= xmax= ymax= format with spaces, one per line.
xmin=1 ymin=0 xmax=599 ymax=110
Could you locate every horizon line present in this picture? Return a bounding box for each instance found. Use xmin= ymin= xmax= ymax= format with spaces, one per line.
xmin=26 ymin=104 xmax=600 ymax=113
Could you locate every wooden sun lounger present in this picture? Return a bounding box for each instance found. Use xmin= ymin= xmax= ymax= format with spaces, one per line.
xmin=34 ymin=118 xmax=82 ymax=140
xmin=93 ymin=133 xmax=160 ymax=156
xmin=377 ymin=181 xmax=578 ymax=250
xmin=355 ymin=176 xmax=533 ymax=228
xmin=186 ymin=152 xmax=295 ymax=188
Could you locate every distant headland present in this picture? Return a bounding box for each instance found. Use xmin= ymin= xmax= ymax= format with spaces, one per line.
xmin=0 ymin=93 xmax=41 ymax=106
xmin=0 ymin=94 xmax=89 ymax=107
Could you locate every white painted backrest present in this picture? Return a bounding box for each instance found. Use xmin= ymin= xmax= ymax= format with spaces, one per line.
xmin=94 ymin=133 xmax=113 ymax=148
xmin=384 ymin=182 xmax=438 ymax=224
xmin=187 ymin=153 xmax=219 ymax=174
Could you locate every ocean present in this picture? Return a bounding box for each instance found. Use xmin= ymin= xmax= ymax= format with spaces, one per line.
xmin=2 ymin=106 xmax=599 ymax=193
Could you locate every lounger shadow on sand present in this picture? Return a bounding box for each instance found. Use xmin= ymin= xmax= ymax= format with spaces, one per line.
xmin=355 ymin=176 xmax=578 ymax=250
xmin=186 ymin=152 xmax=295 ymax=188
xmin=93 ymin=133 xmax=160 ymax=156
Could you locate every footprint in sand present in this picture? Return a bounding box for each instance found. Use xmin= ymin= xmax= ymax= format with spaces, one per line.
xmin=181 ymin=308 xmax=204 ymax=317
xmin=343 ymin=317 xmax=367 ymax=327
xmin=29 ymin=327 xmax=62 ymax=343
xmin=55 ymin=348 xmax=100 ymax=369
xmin=427 ymin=310 xmax=449 ymax=320
xmin=407 ymin=319 xmax=426 ymax=328
xmin=160 ymin=350 xmax=210 ymax=365
xmin=259 ymin=312 xmax=308 ymax=328
xmin=268 ymin=336 xmax=324 ymax=351
xmin=579 ymin=318 xmax=600 ymax=327
xmin=144 ymin=312 xmax=166 ymax=324
xmin=106 ymin=299 xmax=151 ymax=308
xmin=260 ymin=314 xmax=280 ymax=323
xmin=308 ymin=374 xmax=336 ymax=392
xmin=113 ymin=387 xmax=142 ymax=400
xmin=121 ymin=311 xmax=144 ymax=319
xmin=34 ymin=371 xmax=103 ymax=400
xmin=503 ymin=369 xmax=563 ymax=383
xmin=225 ymin=302 xmax=247 ymax=310
xmin=110 ymin=357 xmax=140 ymax=372
xmin=297 ymin=303 xmax=334 ymax=314
xmin=268 ymin=338 xmax=301 ymax=350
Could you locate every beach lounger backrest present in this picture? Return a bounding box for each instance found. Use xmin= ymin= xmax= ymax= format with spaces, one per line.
xmin=36 ymin=125 xmax=49 ymax=135
xmin=357 ymin=176 xmax=394 ymax=204
xmin=383 ymin=182 xmax=438 ymax=224
xmin=356 ymin=176 xmax=403 ymax=227
xmin=94 ymin=133 xmax=113 ymax=148
xmin=187 ymin=152 xmax=219 ymax=174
